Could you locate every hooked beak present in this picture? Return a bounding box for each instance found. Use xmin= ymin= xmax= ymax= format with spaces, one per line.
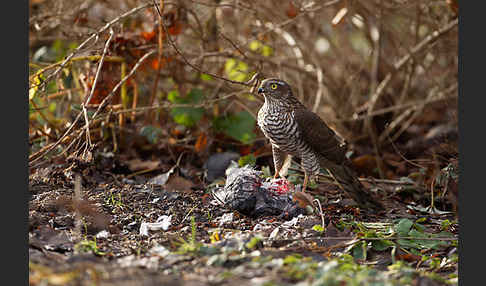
xmin=257 ymin=87 xmax=264 ymax=94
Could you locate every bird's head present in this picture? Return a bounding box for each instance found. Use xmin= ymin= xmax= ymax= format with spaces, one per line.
xmin=257 ymin=78 xmax=299 ymax=106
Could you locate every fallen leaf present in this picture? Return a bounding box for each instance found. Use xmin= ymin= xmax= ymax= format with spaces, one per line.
xmin=292 ymin=191 xmax=315 ymax=208
xmin=127 ymin=159 xmax=160 ymax=172
xmin=165 ymin=175 xmax=194 ymax=192
xmin=147 ymin=166 xmax=176 ymax=186
xmin=195 ymin=132 xmax=208 ymax=153
xmin=352 ymin=154 xmax=377 ymax=176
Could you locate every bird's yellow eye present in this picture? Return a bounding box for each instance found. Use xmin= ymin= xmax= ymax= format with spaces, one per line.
xmin=270 ymin=83 xmax=278 ymax=90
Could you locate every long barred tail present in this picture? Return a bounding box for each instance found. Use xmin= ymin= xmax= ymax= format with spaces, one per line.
xmin=325 ymin=161 xmax=382 ymax=211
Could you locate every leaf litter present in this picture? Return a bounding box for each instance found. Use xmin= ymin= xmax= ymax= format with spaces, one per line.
xmin=29 ymin=150 xmax=458 ymax=286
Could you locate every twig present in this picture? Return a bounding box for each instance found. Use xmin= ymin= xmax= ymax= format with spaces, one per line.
xmin=131 ymin=81 xmax=139 ymax=122
xmin=347 ymin=89 xmax=456 ymax=122
xmin=91 ymin=50 xmax=157 ymax=123
xmin=73 ymin=174 xmax=83 ymax=241
xmin=82 ymin=28 xmax=115 ymax=151
xmin=386 ymin=133 xmax=426 ymax=170
xmin=153 ymin=1 xmax=253 ymax=87
xmin=312 ymin=67 xmax=324 ymax=113
xmin=288 ymin=166 xmax=417 ymax=185
xmin=147 ymin=0 xmax=165 ymax=123
xmin=365 ymin=18 xmax=458 ymax=128
xmin=313 ymin=199 xmax=325 ymax=229
xmin=29 ymin=112 xmax=83 ymax=165
xmin=365 ymin=0 xmax=385 ymax=179
xmin=218 ymin=31 xmax=248 ymax=60
xmin=360 ymin=17 xmax=458 ymax=178
xmin=111 ymin=90 xmax=246 ymax=116
xmin=28 ymin=50 xmax=156 ymax=167
xmin=29 ymin=56 xmax=124 ymax=92
xmin=30 ymin=2 xmax=154 ymax=91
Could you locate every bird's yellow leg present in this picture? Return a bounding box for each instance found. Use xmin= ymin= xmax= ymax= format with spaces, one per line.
xmin=302 ymin=173 xmax=308 ymax=193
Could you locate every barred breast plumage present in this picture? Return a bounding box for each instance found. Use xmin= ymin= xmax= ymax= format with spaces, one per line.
xmin=257 ymin=101 xmax=320 ymax=177
xmin=256 ymin=78 xmax=381 ymax=211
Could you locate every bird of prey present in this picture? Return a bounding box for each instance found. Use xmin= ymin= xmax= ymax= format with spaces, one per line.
xmin=257 ymin=78 xmax=381 ymax=210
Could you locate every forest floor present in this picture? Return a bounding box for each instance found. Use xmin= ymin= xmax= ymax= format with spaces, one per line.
xmin=28 ymin=1 xmax=459 ymax=284
xmin=29 ymin=147 xmax=458 ymax=286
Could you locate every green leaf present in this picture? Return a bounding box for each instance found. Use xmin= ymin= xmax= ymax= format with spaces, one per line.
xmin=249 ymin=40 xmax=261 ymax=51
xmin=48 ymin=102 xmax=57 ymax=113
xmin=415 ymin=217 xmax=427 ymax=224
xmin=261 ymin=45 xmax=273 ymax=57
xmin=245 ymin=236 xmax=263 ymax=250
xmin=29 ymin=74 xmax=44 ymax=100
xmin=413 ymin=222 xmax=426 ymax=232
xmin=396 ymin=239 xmax=419 ymax=249
xmin=213 ymin=111 xmax=256 ymax=144
xmin=238 ymin=154 xmax=256 ymax=167
xmin=283 ymin=254 xmax=303 ymax=265
xmin=440 ymin=219 xmax=453 ymax=231
xmin=312 ymin=225 xmax=325 ymax=233
xmin=351 ymin=241 xmax=367 ymax=260
xmin=371 ymin=239 xmax=394 ymax=251
xmin=224 ymin=59 xmax=249 ymax=82
xmin=200 ymin=73 xmax=212 ymax=81
xmin=248 ymin=40 xmax=273 ymax=57
xmin=168 ymin=89 xmax=205 ymax=127
xmin=394 ymin=219 xmax=414 ymax=236
xmin=408 ymin=229 xmax=449 ymax=250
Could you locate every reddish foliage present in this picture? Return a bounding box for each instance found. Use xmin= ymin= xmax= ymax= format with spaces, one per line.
xmin=195 ymin=132 xmax=208 ymax=153
xmin=141 ymin=29 xmax=156 ymax=42
xmin=286 ymin=2 xmax=298 ymax=18
xmin=395 ymin=253 xmax=422 ymax=262
xmin=168 ymin=21 xmax=184 ymax=36
xmin=85 ymin=61 xmax=121 ymax=105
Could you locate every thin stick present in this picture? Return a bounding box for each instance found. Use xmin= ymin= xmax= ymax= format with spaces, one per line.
xmin=313 ymin=199 xmax=325 ymax=229
xmin=365 ymin=0 xmax=385 ymax=179
xmin=347 ymin=89 xmax=456 ymax=122
xmin=29 ymin=50 xmax=156 ymax=166
xmin=147 ymin=0 xmax=165 ymax=123
xmin=31 ymin=3 xmax=154 ymax=91
xmin=152 ymin=1 xmax=252 ymax=87
xmin=218 ymin=31 xmax=248 ymax=59
xmin=365 ymin=18 xmax=458 ymax=127
xmin=131 ymin=81 xmax=139 ymax=122
xmin=288 ymin=166 xmax=417 ymax=185
xmin=111 ymin=90 xmax=246 ymax=115
xmin=312 ymin=67 xmax=324 ymax=113
xmin=82 ymin=28 xmax=115 ymax=150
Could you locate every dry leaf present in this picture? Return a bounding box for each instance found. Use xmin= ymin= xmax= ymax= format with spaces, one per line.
xmin=195 ymin=132 xmax=208 ymax=153
xmin=165 ymin=175 xmax=194 ymax=193
xmin=127 ymin=159 xmax=160 ymax=172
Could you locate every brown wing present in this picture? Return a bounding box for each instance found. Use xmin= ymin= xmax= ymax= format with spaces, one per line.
xmin=294 ymin=107 xmax=347 ymax=164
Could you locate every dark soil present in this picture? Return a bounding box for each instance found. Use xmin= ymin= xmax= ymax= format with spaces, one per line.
xmin=29 ymin=151 xmax=458 ymax=286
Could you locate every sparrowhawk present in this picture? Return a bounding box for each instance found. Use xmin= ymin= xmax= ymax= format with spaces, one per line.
xmin=257 ymin=78 xmax=380 ymax=210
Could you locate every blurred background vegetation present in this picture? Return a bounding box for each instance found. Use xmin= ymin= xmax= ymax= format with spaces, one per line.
xmin=29 ymin=0 xmax=458 ymax=207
